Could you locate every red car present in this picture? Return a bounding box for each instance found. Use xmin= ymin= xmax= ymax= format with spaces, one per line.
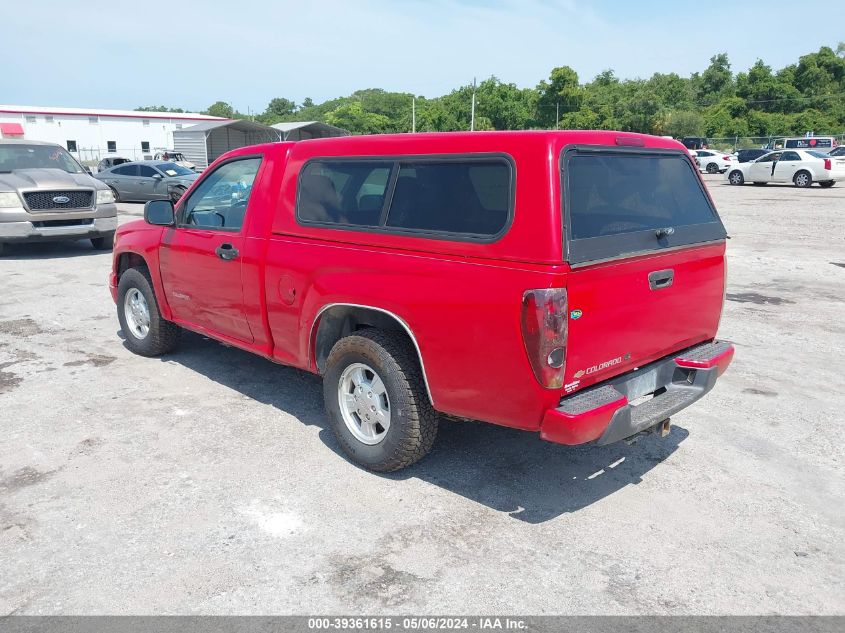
xmin=110 ymin=130 xmax=734 ymax=472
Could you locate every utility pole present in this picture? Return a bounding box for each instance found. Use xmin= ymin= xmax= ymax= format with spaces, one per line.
xmin=556 ymin=102 xmax=560 ymax=130
xmin=470 ymin=77 xmax=477 ymax=131
xmin=412 ymin=97 xmax=416 ymax=133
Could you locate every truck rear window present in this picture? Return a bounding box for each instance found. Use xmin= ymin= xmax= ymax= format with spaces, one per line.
xmin=562 ymin=149 xmax=726 ymax=264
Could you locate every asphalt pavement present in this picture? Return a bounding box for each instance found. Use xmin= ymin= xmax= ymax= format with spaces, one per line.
xmin=1 ymin=174 xmax=843 ymax=614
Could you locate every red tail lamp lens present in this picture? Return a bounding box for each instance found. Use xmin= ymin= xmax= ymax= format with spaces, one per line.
xmin=520 ymin=288 xmax=568 ymax=389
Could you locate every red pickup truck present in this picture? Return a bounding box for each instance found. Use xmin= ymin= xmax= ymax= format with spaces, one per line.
xmin=110 ymin=130 xmax=734 ymax=471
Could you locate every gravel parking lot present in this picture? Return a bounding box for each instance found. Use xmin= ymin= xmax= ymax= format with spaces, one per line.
xmin=1 ymin=174 xmax=843 ymax=615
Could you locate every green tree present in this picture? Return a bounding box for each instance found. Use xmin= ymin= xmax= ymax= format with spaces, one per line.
xmin=205 ymin=101 xmax=235 ymax=118
xmin=325 ymin=102 xmax=391 ymax=134
xmin=474 ymin=77 xmax=536 ymax=130
xmin=223 ymin=42 xmax=845 ymax=139
xmin=416 ymin=100 xmax=461 ymax=132
xmin=537 ymin=66 xmax=582 ymax=128
xmin=662 ymin=110 xmax=705 ymax=137
xmin=266 ymin=97 xmax=297 ymax=118
xmin=696 ymin=53 xmax=734 ymax=105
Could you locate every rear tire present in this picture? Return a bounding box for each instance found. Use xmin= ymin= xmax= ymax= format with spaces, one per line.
xmin=820 ymin=180 xmax=835 ymax=188
xmin=323 ymin=329 xmax=437 ymax=472
xmin=727 ymin=170 xmax=744 ymax=185
xmin=706 ymin=163 xmax=719 ymax=174
xmin=91 ymin=232 xmax=115 ymax=250
xmin=793 ymin=170 xmax=812 ymax=188
xmin=116 ymin=267 xmax=180 ymax=357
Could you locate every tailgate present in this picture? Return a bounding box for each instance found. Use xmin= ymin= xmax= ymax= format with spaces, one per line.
xmin=560 ymin=144 xmax=728 ymax=393
xmin=564 ymin=243 xmax=725 ymax=391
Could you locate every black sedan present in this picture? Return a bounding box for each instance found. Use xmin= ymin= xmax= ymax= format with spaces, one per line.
xmin=735 ymin=148 xmax=772 ymax=163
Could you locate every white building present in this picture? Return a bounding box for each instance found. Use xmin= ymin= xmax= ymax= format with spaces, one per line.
xmin=0 ymin=105 xmax=225 ymax=165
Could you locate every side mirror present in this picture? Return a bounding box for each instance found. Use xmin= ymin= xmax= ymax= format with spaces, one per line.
xmin=83 ymin=166 xmax=93 ymax=175
xmin=152 ymin=173 xmax=163 ymax=180
xmin=144 ymin=200 xmax=175 ymax=226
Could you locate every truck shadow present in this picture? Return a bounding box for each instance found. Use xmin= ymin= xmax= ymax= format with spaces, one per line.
xmin=0 ymin=241 xmax=105 ymax=260
xmin=384 ymin=418 xmax=687 ymax=523
xmin=159 ymin=332 xmax=688 ymax=524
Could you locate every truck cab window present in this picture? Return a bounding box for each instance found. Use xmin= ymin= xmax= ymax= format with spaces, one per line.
xmin=298 ymin=161 xmax=393 ymax=226
xmin=181 ymin=158 xmax=262 ymax=231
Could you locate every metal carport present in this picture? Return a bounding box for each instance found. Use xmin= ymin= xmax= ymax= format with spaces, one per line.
xmin=271 ymin=121 xmax=350 ymax=141
xmin=173 ymin=120 xmax=281 ymax=171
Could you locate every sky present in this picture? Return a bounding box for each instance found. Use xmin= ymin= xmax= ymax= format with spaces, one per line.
xmin=3 ymin=0 xmax=844 ymax=114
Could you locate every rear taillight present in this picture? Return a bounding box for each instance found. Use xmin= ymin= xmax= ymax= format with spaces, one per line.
xmin=824 ymin=159 xmax=832 ymax=170
xmin=520 ymin=288 xmax=568 ymax=389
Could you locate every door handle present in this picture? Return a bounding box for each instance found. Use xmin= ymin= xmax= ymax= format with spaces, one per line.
xmin=215 ymin=243 xmax=239 ymax=261
xmin=648 ymin=269 xmax=674 ymax=290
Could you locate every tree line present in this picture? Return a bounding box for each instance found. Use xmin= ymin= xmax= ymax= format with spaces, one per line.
xmin=138 ymin=44 xmax=845 ymax=141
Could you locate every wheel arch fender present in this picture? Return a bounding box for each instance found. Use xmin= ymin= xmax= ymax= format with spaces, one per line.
xmin=309 ymin=303 xmax=435 ymax=406
xmin=115 ymin=248 xmax=173 ymax=320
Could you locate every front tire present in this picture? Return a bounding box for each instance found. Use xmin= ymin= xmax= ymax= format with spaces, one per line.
xmin=323 ymin=329 xmax=437 ymax=472
xmin=793 ymin=170 xmax=812 ymax=188
xmin=91 ymin=232 xmax=115 ymax=250
xmin=727 ymin=170 xmax=744 ymax=185
xmin=116 ymin=267 xmax=180 ymax=357
xmin=109 ymin=186 xmax=121 ymax=203
xmin=820 ymin=180 xmax=835 ymax=188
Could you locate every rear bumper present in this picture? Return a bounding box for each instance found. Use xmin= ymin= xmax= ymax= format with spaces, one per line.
xmin=540 ymin=340 xmax=734 ymax=445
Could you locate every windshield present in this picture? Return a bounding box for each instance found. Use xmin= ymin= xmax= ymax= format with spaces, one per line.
xmin=807 ymin=151 xmax=830 ymax=159
xmin=156 ymin=162 xmax=194 ymax=177
xmin=0 ymin=144 xmax=85 ymax=174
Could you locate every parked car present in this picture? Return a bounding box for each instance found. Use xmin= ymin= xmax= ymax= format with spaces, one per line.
xmin=154 ymin=151 xmax=196 ymax=171
xmin=735 ymin=148 xmax=771 ymax=163
xmin=110 ymin=131 xmax=734 ymax=472
xmin=0 ymin=140 xmax=117 ymax=256
xmin=692 ymin=149 xmax=737 ymax=174
xmin=681 ymin=136 xmax=709 ymax=150
xmin=725 ymin=149 xmax=845 ymax=187
xmin=97 ymin=156 xmax=132 ymax=172
xmin=828 ymin=146 xmax=845 ymax=157
xmin=94 ymin=160 xmax=199 ymax=202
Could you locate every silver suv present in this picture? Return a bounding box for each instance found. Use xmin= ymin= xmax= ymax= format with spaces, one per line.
xmin=0 ymin=139 xmax=118 ymax=256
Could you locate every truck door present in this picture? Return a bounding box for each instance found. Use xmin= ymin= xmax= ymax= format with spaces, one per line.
xmin=159 ymin=156 xmax=263 ymax=343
